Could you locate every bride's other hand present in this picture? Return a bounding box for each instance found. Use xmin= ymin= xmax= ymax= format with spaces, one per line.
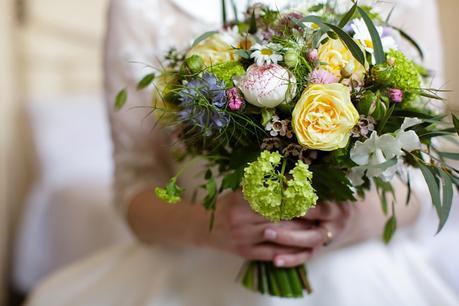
xmin=260 ymin=202 xmax=353 ymax=267
xmin=223 ymin=192 xmax=326 ymax=268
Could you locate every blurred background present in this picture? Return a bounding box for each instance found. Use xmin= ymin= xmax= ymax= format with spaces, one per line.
xmin=0 ymin=0 xmax=458 ymax=305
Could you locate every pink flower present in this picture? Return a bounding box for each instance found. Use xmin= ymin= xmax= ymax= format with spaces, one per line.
xmin=308 ymin=69 xmax=339 ymax=85
xmin=307 ymin=49 xmax=318 ymax=62
xmin=227 ymin=87 xmax=244 ymax=111
xmin=388 ymin=88 xmax=404 ymax=103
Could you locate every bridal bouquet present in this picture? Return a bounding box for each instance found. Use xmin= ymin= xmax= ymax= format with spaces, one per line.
xmin=116 ymin=0 xmax=459 ymax=298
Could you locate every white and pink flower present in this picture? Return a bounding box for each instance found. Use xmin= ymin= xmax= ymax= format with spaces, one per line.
xmin=236 ymin=64 xmax=297 ymax=108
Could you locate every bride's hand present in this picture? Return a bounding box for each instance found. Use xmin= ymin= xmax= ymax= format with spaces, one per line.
xmin=261 ymin=201 xmax=354 ymax=267
xmin=221 ymin=192 xmax=329 ymax=267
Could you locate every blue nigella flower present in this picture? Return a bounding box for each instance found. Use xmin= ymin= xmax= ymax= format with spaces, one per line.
xmin=178 ymin=73 xmax=229 ymax=136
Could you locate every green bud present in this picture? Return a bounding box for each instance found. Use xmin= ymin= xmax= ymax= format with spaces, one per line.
xmin=284 ymin=49 xmax=300 ymax=68
xmin=358 ymin=91 xmax=377 ymax=116
xmin=371 ymin=64 xmax=392 ymax=86
xmin=185 ymin=55 xmax=204 ymax=74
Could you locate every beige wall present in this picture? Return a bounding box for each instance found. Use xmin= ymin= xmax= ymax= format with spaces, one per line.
xmin=439 ymin=0 xmax=459 ymax=113
xmin=0 ymin=0 xmax=17 ymax=303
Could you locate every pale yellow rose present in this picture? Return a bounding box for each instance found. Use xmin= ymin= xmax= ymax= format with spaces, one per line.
xmin=152 ymin=72 xmax=179 ymax=122
xmin=317 ymin=39 xmax=366 ymax=81
xmin=292 ymin=83 xmax=359 ymax=151
xmin=186 ymin=34 xmax=237 ymax=67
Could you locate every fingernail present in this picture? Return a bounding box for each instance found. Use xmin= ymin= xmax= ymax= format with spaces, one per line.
xmin=264 ymin=229 xmax=277 ymax=240
xmin=275 ymin=258 xmax=285 ymax=267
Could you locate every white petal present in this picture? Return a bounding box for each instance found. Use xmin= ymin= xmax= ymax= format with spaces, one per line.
xmin=377 ymin=134 xmax=402 ymax=159
xmin=397 ymin=130 xmax=422 ymax=152
xmin=400 ymin=117 xmax=422 ymax=131
xmin=348 ymin=167 xmax=366 ymax=186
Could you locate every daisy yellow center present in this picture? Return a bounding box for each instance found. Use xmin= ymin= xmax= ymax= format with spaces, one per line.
xmin=261 ymin=49 xmax=274 ymax=56
xmin=364 ymin=39 xmax=373 ymax=49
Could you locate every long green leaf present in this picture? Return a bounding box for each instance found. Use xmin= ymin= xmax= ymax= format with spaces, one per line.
xmin=325 ymin=23 xmax=366 ymax=66
xmin=438 ymin=152 xmax=459 ymax=160
xmin=419 ymin=163 xmax=441 ymax=216
xmin=114 ymin=88 xmax=127 ymax=111
xmin=338 ymin=3 xmax=358 ymax=28
xmin=192 ymin=31 xmax=219 ymax=48
xmin=438 ymin=171 xmax=453 ymax=233
xmin=136 ymin=73 xmax=155 ymax=90
xmin=248 ymin=10 xmax=257 ymax=34
xmin=299 ymin=15 xmax=331 ymax=32
xmin=221 ymin=0 xmax=227 ymax=25
xmin=452 ymin=114 xmax=459 ymax=136
xmin=357 ymin=6 xmax=385 ymax=64
xmin=230 ymin=0 xmax=238 ymax=23
xmin=383 ymin=215 xmax=397 ymax=244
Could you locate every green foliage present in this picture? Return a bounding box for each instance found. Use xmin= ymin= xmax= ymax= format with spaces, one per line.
xmin=383 ymin=214 xmax=397 ymax=244
xmin=137 ymin=73 xmax=155 ymax=90
xmin=357 ymin=7 xmax=385 ymax=64
xmin=309 ymin=164 xmax=356 ymax=202
xmin=371 ymin=50 xmax=422 ymax=102
xmin=114 ymin=88 xmax=128 ymax=111
xmin=155 ymin=178 xmax=184 ymax=204
xmin=209 ymin=61 xmax=246 ymax=87
xmin=191 ymin=31 xmax=219 ymax=48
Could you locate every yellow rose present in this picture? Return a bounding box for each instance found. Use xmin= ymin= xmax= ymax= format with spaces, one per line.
xmin=186 ymin=34 xmax=237 ymax=67
xmin=292 ymin=83 xmax=359 ymax=151
xmin=318 ymin=39 xmax=366 ymax=81
xmin=152 ymin=72 xmax=179 ymax=122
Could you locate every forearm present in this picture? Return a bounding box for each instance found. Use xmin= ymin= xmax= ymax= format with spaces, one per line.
xmin=127 ymin=188 xmax=231 ymax=250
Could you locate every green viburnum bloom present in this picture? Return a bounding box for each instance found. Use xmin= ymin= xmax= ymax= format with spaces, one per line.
xmin=210 ymin=61 xmax=246 ymax=87
xmin=371 ymin=50 xmax=421 ymax=102
xmin=155 ymin=177 xmax=184 ymax=204
xmin=241 ymin=151 xmax=318 ymax=222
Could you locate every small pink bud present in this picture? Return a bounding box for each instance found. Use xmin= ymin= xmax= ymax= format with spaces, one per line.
xmin=307 ymin=49 xmax=319 ymax=63
xmin=227 ymin=87 xmax=245 ymax=111
xmin=388 ymin=88 xmax=404 ymax=103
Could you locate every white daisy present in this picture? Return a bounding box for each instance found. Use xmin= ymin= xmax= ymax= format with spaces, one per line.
xmin=351 ymin=18 xmax=398 ymax=63
xmin=250 ymin=43 xmax=284 ymax=66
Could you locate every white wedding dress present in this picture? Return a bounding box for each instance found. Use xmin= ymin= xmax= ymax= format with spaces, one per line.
xmin=27 ymin=1 xmax=459 ymax=305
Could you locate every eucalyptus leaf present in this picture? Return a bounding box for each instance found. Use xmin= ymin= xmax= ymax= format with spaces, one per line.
xmin=367 ymin=158 xmax=398 ymax=170
xmin=452 ymin=114 xmax=459 ymax=136
xmin=114 ymin=88 xmax=128 ymax=111
xmin=203 ymin=176 xmax=218 ymax=211
xmin=383 ymin=215 xmax=397 ymax=244
xmin=192 ymin=31 xmax=219 ymax=48
xmin=437 ymin=171 xmax=453 ymax=233
xmin=338 ymin=3 xmax=358 ymax=28
xmin=221 ymin=0 xmax=227 ymax=25
xmin=419 ymin=163 xmax=441 ymax=216
xmin=230 ymin=0 xmax=238 ymax=23
xmin=325 ymin=23 xmax=366 ymax=66
xmin=438 ymin=152 xmax=459 ymax=160
xmin=357 ymin=7 xmax=385 ymax=64
xmin=405 ymin=173 xmax=412 ymax=206
xmin=222 ymin=169 xmax=244 ymax=191
xmin=249 ymin=10 xmax=257 ymax=34
xmin=136 ymin=73 xmax=155 ymax=90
